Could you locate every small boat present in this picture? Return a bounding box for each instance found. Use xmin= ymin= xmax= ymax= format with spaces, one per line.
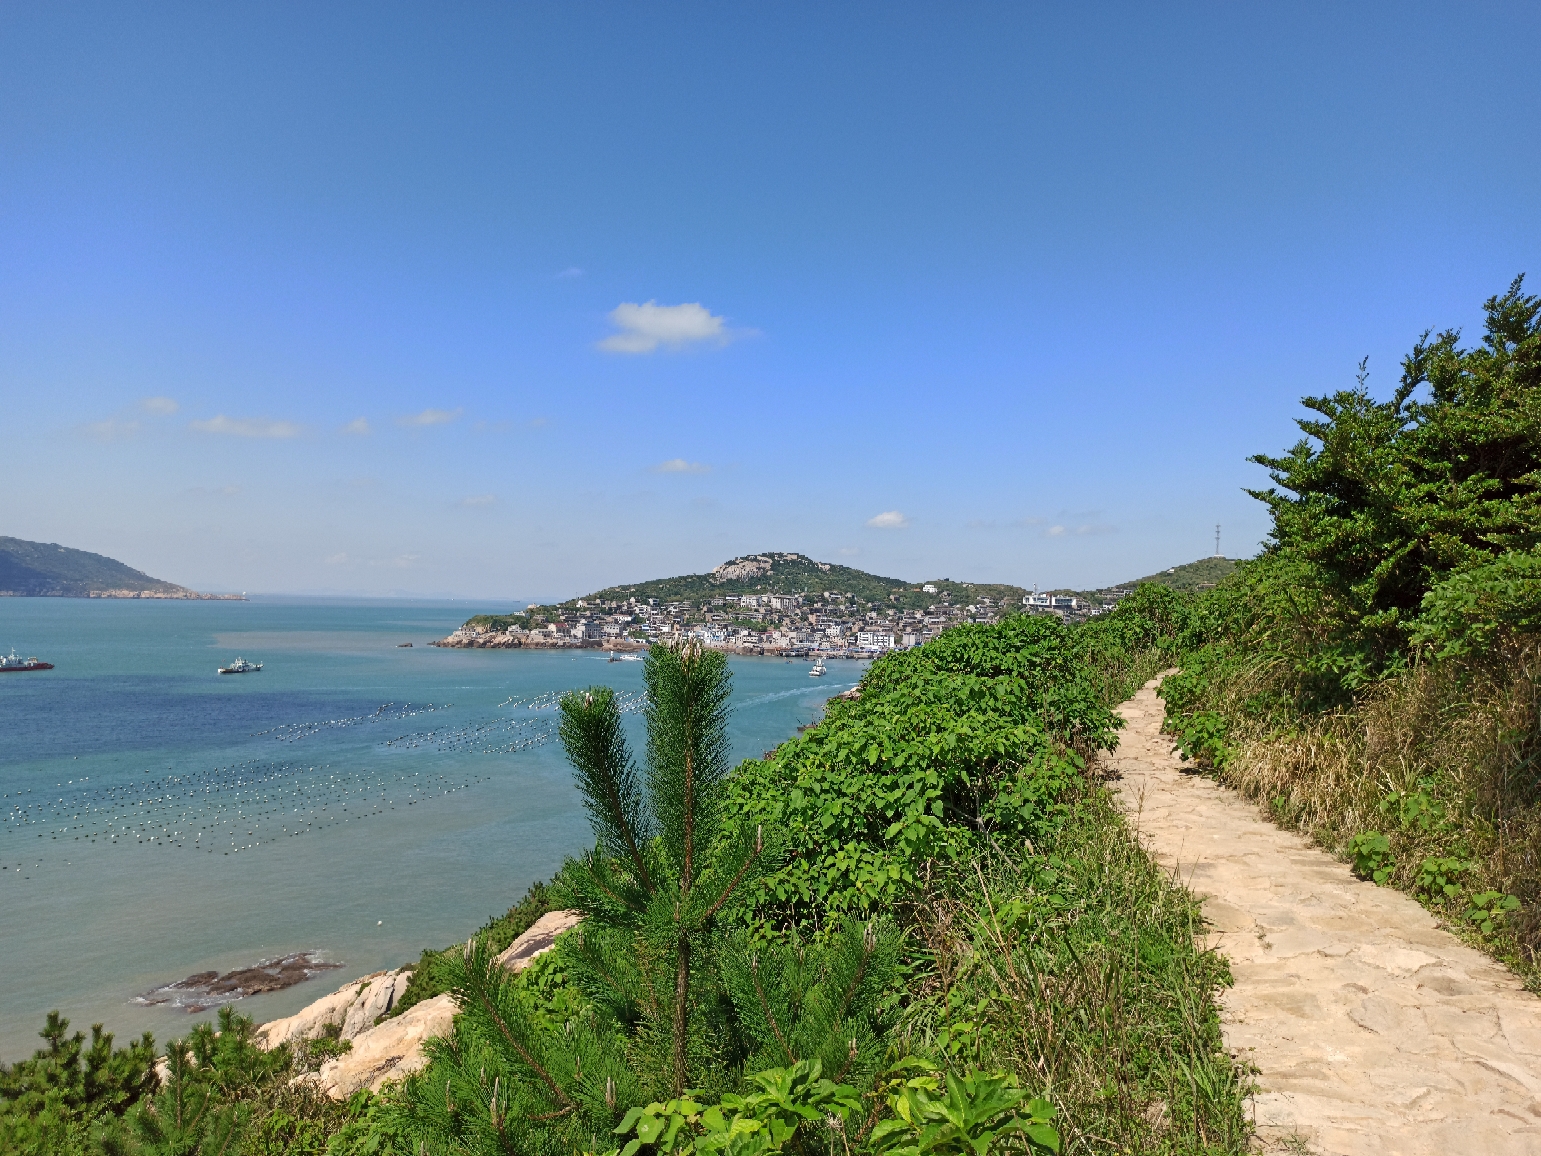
xmin=0 ymin=649 xmax=53 ymax=673
xmin=218 ymin=657 xmax=263 ymax=675
xmin=397 ymin=643 xmax=414 ymax=648
xmin=808 ymin=658 xmax=827 ymax=677
xmin=608 ymin=651 xmax=619 ymax=662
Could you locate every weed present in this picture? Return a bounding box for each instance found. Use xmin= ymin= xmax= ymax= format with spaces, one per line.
xmin=1347 ymin=832 xmax=1394 ymax=884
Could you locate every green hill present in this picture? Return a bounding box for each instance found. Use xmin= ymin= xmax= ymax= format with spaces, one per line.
xmin=0 ymin=536 xmax=204 ymax=597
xmin=582 ymin=553 xmax=1026 ymax=611
xmin=1120 ymin=556 xmax=1238 ymax=592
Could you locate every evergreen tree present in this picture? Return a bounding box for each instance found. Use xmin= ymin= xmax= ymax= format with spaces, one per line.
xmin=0 ymin=1011 xmax=157 ymax=1155
xmin=396 ymin=641 xmax=899 ymax=1156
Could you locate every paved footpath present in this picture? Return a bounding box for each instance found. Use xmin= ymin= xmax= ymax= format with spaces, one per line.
xmin=1108 ymin=676 xmax=1541 ymax=1155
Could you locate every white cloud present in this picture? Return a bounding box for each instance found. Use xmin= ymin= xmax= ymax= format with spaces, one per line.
xmin=189 ymin=415 xmax=303 ymax=438
xmin=557 ymin=267 xmax=584 ymax=279
xmin=140 ymin=396 xmax=179 ymax=415
xmin=397 ymin=407 xmax=463 ymax=427
xmin=325 ymin=552 xmax=350 ymax=565
xmin=1046 ymin=525 xmax=1066 ymax=537
xmin=459 ymin=493 xmax=497 ymax=507
xmin=599 ymin=301 xmax=739 ymax=354
xmin=342 ymin=417 xmax=371 ymax=436
xmin=651 ymin=458 xmax=711 ymax=475
xmin=866 ymin=511 xmax=910 ymax=530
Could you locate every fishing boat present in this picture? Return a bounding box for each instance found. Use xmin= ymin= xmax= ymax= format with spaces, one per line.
xmin=808 ymin=658 xmax=827 ymax=677
xmin=0 ymin=649 xmax=53 ymax=672
xmin=217 ymin=657 xmax=263 ymax=675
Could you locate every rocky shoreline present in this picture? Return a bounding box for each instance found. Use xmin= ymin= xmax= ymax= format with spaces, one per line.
xmin=248 ymin=910 xmax=582 ymax=1098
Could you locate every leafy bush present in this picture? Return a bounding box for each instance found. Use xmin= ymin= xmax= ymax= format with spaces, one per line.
xmin=1347 ymin=832 xmax=1395 ymax=884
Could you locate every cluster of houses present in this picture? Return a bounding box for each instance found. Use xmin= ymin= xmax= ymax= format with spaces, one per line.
xmin=437 ymin=581 xmax=1124 ymax=656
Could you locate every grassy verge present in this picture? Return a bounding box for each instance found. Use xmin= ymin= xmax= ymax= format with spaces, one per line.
xmin=1162 ymin=638 xmax=1541 ymax=984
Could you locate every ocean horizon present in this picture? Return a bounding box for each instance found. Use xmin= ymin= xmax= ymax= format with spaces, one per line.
xmin=0 ymin=595 xmax=861 ymax=1060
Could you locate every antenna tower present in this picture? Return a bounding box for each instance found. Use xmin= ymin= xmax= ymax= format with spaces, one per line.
xmin=1214 ymin=524 xmax=1221 ymax=558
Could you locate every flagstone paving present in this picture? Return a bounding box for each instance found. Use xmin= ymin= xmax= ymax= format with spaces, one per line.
xmin=1108 ymin=675 xmax=1541 ymax=1155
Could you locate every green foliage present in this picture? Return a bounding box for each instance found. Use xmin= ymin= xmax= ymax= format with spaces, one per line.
xmin=0 ymin=1011 xmax=158 ymax=1156
xmin=1347 ymin=832 xmax=1395 ymax=884
xmin=1170 ymin=712 xmax=1231 ymax=770
xmin=391 ymin=878 xmax=556 ymax=1020
xmin=394 ymin=642 xmax=895 ymax=1155
xmin=729 ymin=614 xmax=1122 ymax=924
xmin=1242 ymin=276 xmax=1541 ymax=692
xmin=1466 ymin=891 xmax=1523 ymax=936
xmin=1414 ymin=856 xmax=1469 ymax=902
xmin=604 ymin=1061 xmax=862 ymax=1156
xmin=1119 ymin=556 xmax=1238 ymax=594
xmin=869 ymin=1063 xmax=1059 ymax=1156
xmin=1412 ymin=549 xmax=1541 ymax=659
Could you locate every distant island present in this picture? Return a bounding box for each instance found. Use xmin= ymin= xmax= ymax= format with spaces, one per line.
xmin=434 ymin=552 xmax=1236 ymax=656
xmin=0 ymin=536 xmax=244 ymax=599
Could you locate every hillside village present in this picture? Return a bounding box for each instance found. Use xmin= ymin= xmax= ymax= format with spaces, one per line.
xmin=434 ymin=552 xmax=1233 ymax=656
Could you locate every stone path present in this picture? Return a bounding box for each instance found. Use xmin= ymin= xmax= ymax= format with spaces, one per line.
xmin=1108 ymin=676 xmax=1541 ymax=1155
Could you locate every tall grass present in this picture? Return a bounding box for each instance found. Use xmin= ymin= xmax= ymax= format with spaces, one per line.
xmin=900 ymin=783 xmax=1249 ymax=1155
xmin=1175 ymin=640 xmax=1541 ymax=975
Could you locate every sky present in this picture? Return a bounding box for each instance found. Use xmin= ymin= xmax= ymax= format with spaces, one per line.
xmin=2 ymin=3 xmax=1538 ymax=601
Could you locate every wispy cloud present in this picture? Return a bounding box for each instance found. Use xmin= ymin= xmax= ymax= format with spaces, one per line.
xmin=397 ymin=407 xmax=463 ymax=428
xmin=459 ymin=493 xmax=497 ymax=507
xmin=325 ymin=552 xmax=350 ymax=566
xmin=1045 ymin=523 xmax=1115 ymax=538
xmin=651 ymin=458 xmax=711 ymax=475
xmin=557 ymin=267 xmax=584 ymax=279
xmin=967 ymin=515 xmax=1046 ymax=530
xmin=81 ymin=418 xmax=141 ymax=442
xmin=866 ymin=510 xmax=910 ymax=530
xmin=599 ymin=301 xmax=746 ymax=354
xmin=341 ymin=417 xmax=371 ymax=436
xmin=139 ymin=396 xmax=179 ymax=415
xmin=189 ymin=415 xmax=303 ymax=438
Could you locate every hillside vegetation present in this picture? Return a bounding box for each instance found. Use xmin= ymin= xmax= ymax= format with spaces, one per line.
xmin=0 ymin=537 xmax=198 ymax=597
xmin=1159 ymin=277 xmax=1541 ymax=978
xmin=3 ymin=588 xmax=1249 ymax=1155
xmin=1121 ymin=557 xmax=1237 ymax=593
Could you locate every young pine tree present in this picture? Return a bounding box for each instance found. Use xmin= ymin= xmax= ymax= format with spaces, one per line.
xmin=397 ymin=641 xmax=899 ymax=1156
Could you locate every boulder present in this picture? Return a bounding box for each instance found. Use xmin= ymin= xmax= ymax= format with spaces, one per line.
xmin=310 ymin=992 xmax=457 ymax=1097
xmin=495 ymin=910 xmax=583 ymax=973
xmin=258 ymin=910 xmax=582 ymax=1098
xmin=255 ymin=968 xmax=414 ymax=1049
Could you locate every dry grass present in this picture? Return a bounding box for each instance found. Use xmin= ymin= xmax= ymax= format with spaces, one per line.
xmin=1197 ymin=640 xmax=1541 ymax=972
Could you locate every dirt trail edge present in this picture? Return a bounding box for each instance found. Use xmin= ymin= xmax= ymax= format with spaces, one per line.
xmin=1108 ymin=675 xmax=1541 ymax=1155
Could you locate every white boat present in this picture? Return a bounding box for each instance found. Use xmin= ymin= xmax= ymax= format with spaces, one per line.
xmin=218 ymin=657 xmax=262 ymax=675
xmin=808 ymin=658 xmax=827 ymax=677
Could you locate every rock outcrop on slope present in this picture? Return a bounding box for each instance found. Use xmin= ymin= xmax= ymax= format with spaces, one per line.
xmin=256 ymin=910 xmax=582 ymax=1098
xmin=256 ymin=968 xmax=415 ymax=1050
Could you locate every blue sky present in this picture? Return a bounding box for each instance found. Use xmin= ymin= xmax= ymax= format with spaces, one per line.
xmin=3 ymin=3 xmax=1538 ymax=600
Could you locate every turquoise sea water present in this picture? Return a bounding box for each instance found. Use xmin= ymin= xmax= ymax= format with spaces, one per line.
xmin=0 ymin=597 xmax=863 ymax=1059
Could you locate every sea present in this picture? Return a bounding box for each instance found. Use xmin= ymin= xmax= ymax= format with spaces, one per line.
xmin=0 ymin=596 xmax=864 ymax=1060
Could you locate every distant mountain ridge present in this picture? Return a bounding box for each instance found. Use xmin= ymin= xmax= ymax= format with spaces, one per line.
xmin=0 ymin=536 xmax=240 ymax=599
